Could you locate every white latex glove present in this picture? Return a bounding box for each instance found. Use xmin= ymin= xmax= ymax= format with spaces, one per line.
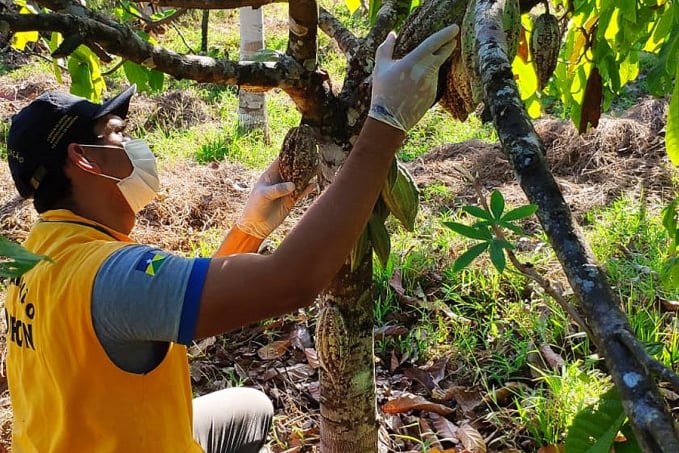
xmin=236 ymin=159 xmax=298 ymax=239
xmin=368 ymin=24 xmax=459 ymax=132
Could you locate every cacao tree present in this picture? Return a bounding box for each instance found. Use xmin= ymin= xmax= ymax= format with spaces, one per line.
xmin=1 ymin=0 xmax=679 ymax=451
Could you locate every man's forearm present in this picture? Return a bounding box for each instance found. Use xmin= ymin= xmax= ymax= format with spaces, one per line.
xmin=214 ymin=225 xmax=263 ymax=257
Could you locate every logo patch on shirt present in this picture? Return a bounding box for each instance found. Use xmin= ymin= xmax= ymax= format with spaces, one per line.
xmin=135 ymin=251 xmax=167 ymax=276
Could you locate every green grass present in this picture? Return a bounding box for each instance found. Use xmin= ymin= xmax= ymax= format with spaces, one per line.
xmin=513 ymin=361 xmax=611 ymax=447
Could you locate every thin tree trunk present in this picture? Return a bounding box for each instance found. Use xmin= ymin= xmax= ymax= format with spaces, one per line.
xmin=317 ymin=256 xmax=378 ymax=453
xmin=200 ymin=9 xmax=209 ymax=54
xmin=238 ymin=6 xmax=269 ymax=143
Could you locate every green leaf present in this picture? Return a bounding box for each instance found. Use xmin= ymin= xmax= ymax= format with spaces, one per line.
xmin=68 ymin=45 xmax=105 ymax=102
xmin=489 ymin=190 xmax=505 ymax=220
xmin=661 ymin=256 xmax=679 ymax=289
xmin=498 ymin=221 xmax=525 ymax=236
xmin=565 ymin=386 xmax=627 ymax=453
xmin=494 ymin=239 xmax=515 ymax=250
xmin=489 ymin=240 xmax=506 ymax=273
xmin=350 ymin=227 xmax=370 ymax=272
xmin=368 ymin=214 xmax=391 ymax=269
xmin=462 ymin=205 xmax=494 ymax=221
xmin=123 ymin=60 xmax=151 ymax=92
xmin=662 ymin=198 xmax=679 ymax=247
xmin=0 ymin=236 xmax=51 ymax=279
xmin=442 ymin=222 xmax=492 ymax=241
xmin=501 ymin=204 xmax=538 ymax=222
xmin=643 ymin=341 xmax=665 ymax=357
xmin=49 ymin=32 xmax=64 ymax=84
xmin=148 ymin=69 xmax=165 ymax=92
xmin=10 ymin=5 xmax=39 ymax=51
xmin=666 ymin=63 xmax=679 ymax=166
xmin=381 ymin=160 xmax=419 ymax=231
xmin=453 ymin=242 xmax=489 ymax=272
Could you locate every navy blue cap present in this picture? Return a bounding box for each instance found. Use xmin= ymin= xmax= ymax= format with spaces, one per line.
xmin=6 ymin=85 xmax=137 ymax=198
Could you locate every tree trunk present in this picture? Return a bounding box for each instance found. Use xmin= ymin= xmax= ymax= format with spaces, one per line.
xmin=238 ymin=6 xmax=269 ymax=143
xmin=200 ymin=9 xmax=209 ymax=54
xmin=317 ymin=256 xmax=378 ymax=453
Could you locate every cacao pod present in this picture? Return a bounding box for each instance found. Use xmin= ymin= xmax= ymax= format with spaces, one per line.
xmin=278 ymin=124 xmax=319 ymax=198
xmin=530 ymin=12 xmax=561 ymax=90
xmin=394 ymin=0 xmax=468 ymax=114
xmin=461 ymin=0 xmax=484 ymax=104
xmin=502 ymin=0 xmax=521 ymax=63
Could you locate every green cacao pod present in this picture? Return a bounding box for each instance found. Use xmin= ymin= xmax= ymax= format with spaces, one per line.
xmin=502 ymin=0 xmax=521 ymax=63
xmin=530 ymin=12 xmax=560 ymax=90
xmin=278 ymin=124 xmax=319 ymax=198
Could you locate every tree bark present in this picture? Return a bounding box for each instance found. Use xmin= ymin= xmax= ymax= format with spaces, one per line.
xmin=238 ymin=6 xmax=270 ymax=143
xmin=472 ymin=0 xmax=679 ymax=450
xmin=316 ymin=256 xmax=378 ymax=453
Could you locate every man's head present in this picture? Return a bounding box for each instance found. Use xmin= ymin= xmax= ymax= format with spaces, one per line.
xmin=6 ymin=85 xmax=137 ymax=210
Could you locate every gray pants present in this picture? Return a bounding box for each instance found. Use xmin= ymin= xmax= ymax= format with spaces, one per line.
xmin=193 ymin=387 xmax=273 ymax=453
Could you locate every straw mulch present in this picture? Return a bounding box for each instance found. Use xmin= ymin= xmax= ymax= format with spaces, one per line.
xmin=408 ymin=96 xmax=671 ymax=221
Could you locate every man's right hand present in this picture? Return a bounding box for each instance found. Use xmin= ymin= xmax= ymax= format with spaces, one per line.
xmin=368 ymin=24 xmax=459 ymax=132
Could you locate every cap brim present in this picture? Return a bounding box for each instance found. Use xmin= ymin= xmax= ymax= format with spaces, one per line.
xmin=94 ymin=84 xmax=137 ymax=120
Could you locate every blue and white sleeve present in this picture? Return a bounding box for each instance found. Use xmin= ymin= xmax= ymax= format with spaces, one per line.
xmin=92 ymin=245 xmax=210 ymax=346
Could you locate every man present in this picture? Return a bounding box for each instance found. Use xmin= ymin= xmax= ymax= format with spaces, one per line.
xmin=4 ymin=25 xmax=458 ymax=452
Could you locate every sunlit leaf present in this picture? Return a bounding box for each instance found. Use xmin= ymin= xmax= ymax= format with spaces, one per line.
xmin=512 ymin=52 xmax=538 ymax=100
xmin=49 ymin=32 xmax=64 ymax=84
xmin=11 ymin=30 xmax=39 ymax=51
xmin=666 ymin=63 xmax=679 ymax=165
xmin=345 ymin=0 xmax=362 ymax=13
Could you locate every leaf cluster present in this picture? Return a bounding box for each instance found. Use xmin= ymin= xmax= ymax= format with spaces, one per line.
xmin=444 ymin=190 xmax=537 ymax=273
xmin=0 ymin=236 xmax=51 ymax=280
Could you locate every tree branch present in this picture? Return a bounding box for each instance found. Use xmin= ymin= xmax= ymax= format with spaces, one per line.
xmin=0 ymin=11 xmax=308 ymax=88
xmin=474 ymin=0 xmax=679 ymax=450
xmin=318 ymin=7 xmax=357 ymax=57
xmin=287 ymin=0 xmax=318 ymax=71
xmin=155 ymin=0 xmax=283 ymax=9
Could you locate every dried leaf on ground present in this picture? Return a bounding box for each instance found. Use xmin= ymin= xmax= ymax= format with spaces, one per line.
xmin=457 ymin=423 xmax=486 ymax=453
xmin=257 ymin=340 xmax=292 ymax=360
xmin=430 ymin=413 xmax=459 ymax=442
xmin=382 ymin=393 xmax=454 ymax=416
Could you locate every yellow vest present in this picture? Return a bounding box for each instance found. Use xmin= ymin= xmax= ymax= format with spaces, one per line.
xmin=6 ymin=210 xmax=203 ymax=453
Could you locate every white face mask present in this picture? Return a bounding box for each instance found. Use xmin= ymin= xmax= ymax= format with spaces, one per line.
xmin=80 ymin=139 xmax=160 ymax=214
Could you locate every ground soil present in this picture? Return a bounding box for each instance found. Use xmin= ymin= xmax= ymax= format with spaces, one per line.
xmin=0 ymin=74 xmax=674 ymax=452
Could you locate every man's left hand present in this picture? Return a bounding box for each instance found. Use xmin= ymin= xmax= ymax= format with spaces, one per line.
xmin=236 ymin=159 xmax=305 ymax=239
